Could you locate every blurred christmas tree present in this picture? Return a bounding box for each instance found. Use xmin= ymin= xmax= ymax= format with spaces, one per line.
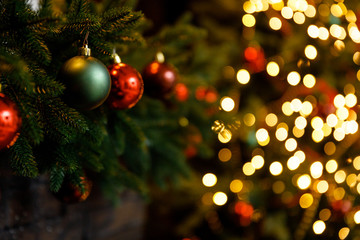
xmin=143 ymin=0 xmax=360 ymax=240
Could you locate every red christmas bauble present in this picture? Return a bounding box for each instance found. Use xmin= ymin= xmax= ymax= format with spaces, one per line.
xmin=142 ymin=61 xmax=177 ymax=98
xmin=107 ymin=63 xmax=144 ymax=109
xmin=0 ymin=93 xmax=22 ymax=150
xmin=54 ymin=176 xmax=92 ymax=204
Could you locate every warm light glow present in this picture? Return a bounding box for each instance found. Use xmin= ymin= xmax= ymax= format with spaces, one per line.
xmin=285 ymin=138 xmax=297 ymax=152
xmin=353 ymin=156 xmax=360 ymax=170
xmin=291 ymin=98 xmax=302 ymax=112
xmin=213 ymin=192 xmax=228 ymax=206
xmin=218 ymin=148 xmax=232 ymax=162
xmin=318 ymin=27 xmax=330 ymax=40
xmin=202 ymin=173 xmax=217 ymax=187
xmin=276 ymin=127 xmax=288 ymax=141
xmin=325 ymin=160 xmax=338 ymax=173
xmin=310 ymin=161 xmax=323 ymax=179
xmin=334 ymin=170 xmax=346 ymax=184
xmin=242 ymin=14 xmax=256 ymax=27
xmin=313 ymin=220 xmax=326 ymax=235
xmin=294 ymin=150 xmax=306 ymax=163
xmin=316 ymin=180 xmax=329 ymax=193
xmin=345 ymin=93 xmax=357 ymax=108
xmin=282 ymin=101 xmax=294 ymax=116
xmin=244 ymin=113 xmax=256 ymax=126
xmin=243 ymin=162 xmax=256 ymax=176
xmin=346 ymin=173 xmax=357 ymax=187
xmin=319 ymin=209 xmax=331 ymax=221
xmin=326 ymin=114 xmax=338 ymax=127
xmin=281 ymin=6 xmax=294 ymax=19
xmin=333 ymin=187 xmax=345 ymax=200
xmin=305 ymin=5 xmax=316 ymax=18
xmin=295 ymin=116 xmax=307 ymax=129
xmin=269 ymin=161 xmax=283 ymax=176
xmin=218 ymin=129 xmax=232 ymax=143
xmin=305 ymin=45 xmax=317 ymax=60
xmin=266 ymin=61 xmax=280 ymax=76
xmin=230 ymin=179 xmax=243 ymax=193
xmin=300 ymin=101 xmax=313 ymax=116
xmin=269 ymin=17 xmax=282 ymax=30
xmin=333 ymin=128 xmax=345 ymax=141
xmin=331 ymin=4 xmax=344 ymax=18
xmin=354 ymin=210 xmax=360 ymax=224
xmin=311 ymin=117 xmax=324 ymax=130
xmin=339 ymin=227 xmax=350 ymax=240
xmin=221 ymin=97 xmax=235 ymax=112
xmin=308 ymin=25 xmax=319 ymax=38
xmin=293 ymin=12 xmax=305 ymax=24
xmin=312 ymin=129 xmax=324 ymax=143
xmin=334 ymin=94 xmax=346 ymax=108
xmin=251 ymin=155 xmax=265 ymax=169
xmin=303 ymin=74 xmax=316 ymax=88
xmin=287 ymin=156 xmax=301 ymax=170
xmin=287 ymin=71 xmax=301 ymax=86
xmin=256 ymin=128 xmax=269 ymax=142
xmin=265 ymin=113 xmax=278 ymax=127
xmin=237 ymin=69 xmax=251 ymax=84
xmin=299 ymin=193 xmax=313 ymax=208
xmin=297 ymin=174 xmax=311 ymax=189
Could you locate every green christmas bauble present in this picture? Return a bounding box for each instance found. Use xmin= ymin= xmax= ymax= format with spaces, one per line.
xmin=58 ymin=55 xmax=111 ymax=110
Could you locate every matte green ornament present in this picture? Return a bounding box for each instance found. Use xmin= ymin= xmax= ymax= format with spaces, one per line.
xmin=58 ymin=45 xmax=111 ymax=110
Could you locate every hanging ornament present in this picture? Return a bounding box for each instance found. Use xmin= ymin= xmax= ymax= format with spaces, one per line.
xmin=142 ymin=52 xmax=177 ymax=98
xmin=57 ymin=32 xmax=111 ymax=110
xmin=0 ymin=92 xmax=22 ymax=150
xmin=54 ymin=176 xmax=92 ymax=204
xmin=107 ymin=52 xmax=144 ymax=109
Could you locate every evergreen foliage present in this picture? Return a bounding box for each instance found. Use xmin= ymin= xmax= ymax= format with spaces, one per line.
xmin=0 ymin=0 xmax=224 ymax=201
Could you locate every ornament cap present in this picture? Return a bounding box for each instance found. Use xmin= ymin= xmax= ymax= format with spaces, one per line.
xmin=79 ymin=45 xmax=91 ymax=56
xmin=111 ymin=52 xmax=121 ymax=64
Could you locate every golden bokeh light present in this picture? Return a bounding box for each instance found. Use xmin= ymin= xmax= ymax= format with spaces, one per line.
xmin=297 ymin=174 xmax=311 ymax=190
xmin=303 ymin=74 xmax=316 ymax=88
xmin=339 ymin=227 xmax=350 ymax=240
xmin=276 ymin=127 xmax=288 ymax=141
xmin=300 ymin=101 xmax=313 ymax=116
xmin=353 ymin=156 xmax=360 ymax=170
xmin=244 ymin=113 xmax=256 ymax=126
xmin=319 ymin=209 xmax=331 ymax=221
xmin=307 ymin=25 xmax=319 ymax=38
xmin=282 ymin=101 xmax=294 ymax=116
xmin=230 ymin=179 xmax=243 ymax=193
xmin=202 ymin=173 xmax=217 ymax=187
xmin=269 ymin=17 xmax=282 ymax=30
xmin=287 ymin=156 xmax=300 ymax=170
xmin=333 ymin=187 xmax=345 ymax=200
xmin=218 ymin=129 xmax=232 ymax=143
xmin=269 ymin=161 xmax=283 ymax=176
xmin=213 ymin=192 xmax=228 ymax=206
xmin=310 ymin=161 xmax=323 ymax=179
xmin=290 ymin=98 xmax=302 ymax=112
xmin=304 ymin=4 xmax=316 ymax=18
xmin=218 ymin=148 xmax=232 ymax=162
xmin=354 ymin=210 xmax=360 ymax=224
xmin=256 ymin=128 xmax=269 ymax=142
xmin=285 ymin=138 xmax=297 ymax=152
xmin=325 ymin=159 xmax=338 ymax=173
xmin=324 ymin=142 xmax=336 ymax=155
xmin=318 ymin=27 xmax=330 ymax=40
xmin=313 ymin=220 xmax=326 ymax=235
xmin=221 ymin=97 xmax=235 ymax=112
xmin=266 ymin=61 xmax=280 ymax=76
xmin=287 ymin=71 xmax=301 ymax=86
xmin=295 ymin=116 xmax=307 ymax=129
xmin=293 ymin=12 xmax=305 ymax=24
xmin=243 ymin=162 xmax=256 ymax=176
xmin=334 ymin=170 xmax=346 ymax=184
xmin=326 ymin=113 xmax=338 ymax=128
xmin=316 ymin=180 xmax=329 ymax=193
xmin=345 ymin=93 xmax=357 ymax=108
xmin=299 ymin=193 xmax=313 ymax=208
xmin=305 ymin=45 xmax=318 ymax=60
xmin=294 ymin=150 xmax=306 ymax=163
xmin=265 ymin=113 xmax=278 ymax=127
xmin=251 ymin=155 xmax=265 ymax=169
xmin=242 ymin=14 xmax=256 ymax=27
xmin=237 ymin=69 xmax=251 ymax=84
xmin=281 ymin=6 xmax=294 ymax=19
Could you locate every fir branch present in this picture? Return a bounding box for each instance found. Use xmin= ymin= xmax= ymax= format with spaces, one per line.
xmin=101 ymin=7 xmax=142 ymax=33
xmin=49 ymin=164 xmax=65 ymax=192
xmin=10 ymin=135 xmax=39 ymax=178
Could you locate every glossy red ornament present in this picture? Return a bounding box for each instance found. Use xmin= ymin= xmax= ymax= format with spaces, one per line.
xmin=0 ymin=93 xmax=22 ymax=150
xmin=54 ymin=176 xmax=92 ymax=204
xmin=142 ymin=61 xmax=177 ymax=98
xmin=107 ymin=62 xmax=144 ymax=109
